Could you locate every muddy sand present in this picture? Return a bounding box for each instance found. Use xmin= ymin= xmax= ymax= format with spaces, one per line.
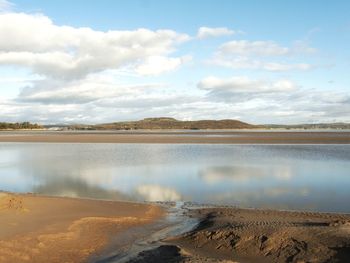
xmin=0 ymin=192 xmax=163 ymax=263
xmin=132 ymin=207 xmax=350 ymax=263
xmin=1 ymin=193 xmax=350 ymax=262
xmin=0 ymin=131 xmax=350 ymax=144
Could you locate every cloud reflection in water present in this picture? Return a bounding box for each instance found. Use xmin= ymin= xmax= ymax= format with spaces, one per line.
xmin=0 ymin=143 xmax=350 ymax=212
xmin=136 ymin=184 xmax=181 ymax=202
xmin=199 ymin=166 xmax=292 ymax=185
xmin=33 ymin=177 xmax=132 ymax=201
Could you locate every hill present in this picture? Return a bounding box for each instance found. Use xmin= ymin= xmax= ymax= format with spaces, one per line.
xmin=87 ymin=117 xmax=256 ymax=130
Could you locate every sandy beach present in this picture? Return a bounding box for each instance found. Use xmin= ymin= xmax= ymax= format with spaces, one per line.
xmin=0 ymin=130 xmax=349 ymax=144
xmin=1 ymin=192 xmax=349 ymax=262
xmin=0 ymin=192 xmax=163 ymax=263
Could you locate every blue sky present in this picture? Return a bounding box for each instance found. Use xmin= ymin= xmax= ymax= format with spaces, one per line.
xmin=0 ymin=0 xmax=349 ymax=124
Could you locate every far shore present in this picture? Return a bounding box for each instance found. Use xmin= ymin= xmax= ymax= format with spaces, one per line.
xmin=0 ymin=130 xmax=349 ymax=144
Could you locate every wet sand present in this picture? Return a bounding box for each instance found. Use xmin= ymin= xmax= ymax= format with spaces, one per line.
xmin=1 ymin=193 xmax=350 ymax=262
xmin=130 ymin=207 xmax=350 ymax=263
xmin=0 ymin=192 xmax=163 ymax=263
xmin=0 ymin=130 xmax=349 ymax=144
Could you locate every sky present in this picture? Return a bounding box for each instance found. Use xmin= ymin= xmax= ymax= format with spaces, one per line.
xmin=0 ymin=0 xmax=349 ymax=124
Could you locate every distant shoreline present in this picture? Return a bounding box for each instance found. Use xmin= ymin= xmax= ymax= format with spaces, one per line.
xmin=2 ymin=118 xmax=350 ymax=131
xmin=0 ymin=130 xmax=349 ymax=144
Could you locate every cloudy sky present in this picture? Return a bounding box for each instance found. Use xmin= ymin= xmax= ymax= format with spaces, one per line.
xmin=0 ymin=0 xmax=349 ymax=124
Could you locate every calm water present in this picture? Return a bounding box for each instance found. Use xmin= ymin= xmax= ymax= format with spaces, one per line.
xmin=0 ymin=143 xmax=349 ymax=213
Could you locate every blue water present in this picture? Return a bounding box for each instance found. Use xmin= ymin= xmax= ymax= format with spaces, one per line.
xmin=0 ymin=143 xmax=349 ymax=213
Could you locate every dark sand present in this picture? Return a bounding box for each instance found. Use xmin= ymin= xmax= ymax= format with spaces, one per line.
xmin=130 ymin=207 xmax=350 ymax=263
xmin=0 ymin=130 xmax=349 ymax=144
xmin=0 ymin=193 xmax=163 ymax=263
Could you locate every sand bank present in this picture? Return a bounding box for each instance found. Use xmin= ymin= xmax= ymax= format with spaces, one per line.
xmin=2 ymin=193 xmax=350 ymax=262
xmin=130 ymin=206 xmax=350 ymax=262
xmin=0 ymin=192 xmax=163 ymax=263
xmin=0 ymin=131 xmax=349 ymax=144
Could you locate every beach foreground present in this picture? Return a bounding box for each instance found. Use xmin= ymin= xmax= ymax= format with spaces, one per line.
xmin=0 ymin=193 xmax=163 ymax=263
xmin=1 ymin=193 xmax=350 ymax=262
xmin=138 ymin=207 xmax=350 ymax=263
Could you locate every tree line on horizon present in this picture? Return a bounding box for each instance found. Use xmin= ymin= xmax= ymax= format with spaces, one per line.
xmin=0 ymin=122 xmax=42 ymax=130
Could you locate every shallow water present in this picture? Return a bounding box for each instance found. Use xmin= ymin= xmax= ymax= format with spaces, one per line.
xmin=95 ymin=201 xmax=199 ymax=263
xmin=0 ymin=143 xmax=349 ymax=213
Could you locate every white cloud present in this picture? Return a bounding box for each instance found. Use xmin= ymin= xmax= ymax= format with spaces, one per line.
xmin=195 ymin=75 xmax=350 ymax=124
xmin=0 ymin=12 xmax=190 ymax=79
xmin=0 ymin=0 xmax=13 ymax=12
xmin=1 ymin=84 xmax=350 ymax=124
xmin=219 ymin=40 xmax=290 ymax=56
xmin=197 ymin=27 xmax=235 ymax=39
xmin=208 ymin=40 xmax=316 ymax=71
xmin=263 ymin=62 xmax=313 ymax=71
xmin=198 ymin=76 xmax=297 ymax=93
xmin=209 ymin=56 xmax=313 ymax=71
xmin=18 ymin=80 xmax=120 ymax=104
xmin=17 ymin=72 xmax=166 ymax=105
xmin=218 ymin=40 xmax=316 ymax=57
xmin=135 ymin=55 xmax=191 ymax=76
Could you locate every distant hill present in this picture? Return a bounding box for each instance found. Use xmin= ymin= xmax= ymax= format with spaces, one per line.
xmin=85 ymin=117 xmax=257 ymax=130
xmin=26 ymin=118 xmax=350 ymax=131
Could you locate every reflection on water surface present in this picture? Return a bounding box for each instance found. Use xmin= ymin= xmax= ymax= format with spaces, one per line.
xmin=0 ymin=143 xmax=349 ymax=213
